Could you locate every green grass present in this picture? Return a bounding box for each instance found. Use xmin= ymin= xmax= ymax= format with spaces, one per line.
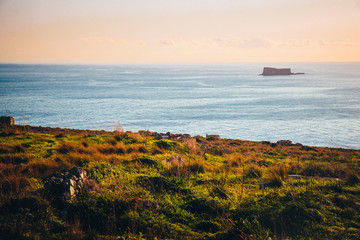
xmin=0 ymin=125 xmax=360 ymax=239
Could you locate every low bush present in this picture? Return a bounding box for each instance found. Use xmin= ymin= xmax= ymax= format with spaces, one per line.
xmin=183 ymin=197 xmax=227 ymax=216
xmin=57 ymin=142 xmax=76 ymax=154
xmin=0 ymin=153 xmax=32 ymax=165
xmin=266 ymin=164 xmax=288 ymax=187
xmin=155 ymin=139 xmax=176 ymax=150
xmin=245 ymin=164 xmax=263 ymax=178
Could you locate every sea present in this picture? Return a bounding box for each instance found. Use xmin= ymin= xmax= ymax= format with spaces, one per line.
xmin=0 ymin=63 xmax=359 ymax=149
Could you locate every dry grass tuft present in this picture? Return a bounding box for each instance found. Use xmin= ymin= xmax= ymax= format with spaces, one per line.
xmin=266 ymin=164 xmax=288 ymax=187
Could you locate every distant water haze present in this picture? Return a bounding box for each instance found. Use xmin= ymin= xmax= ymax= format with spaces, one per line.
xmin=0 ymin=63 xmax=359 ymax=149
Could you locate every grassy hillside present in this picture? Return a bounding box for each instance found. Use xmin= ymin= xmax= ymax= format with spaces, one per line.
xmin=1 ymin=125 xmax=360 ymax=240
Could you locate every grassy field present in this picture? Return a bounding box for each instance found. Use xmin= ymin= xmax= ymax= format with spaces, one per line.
xmin=0 ymin=124 xmax=359 ymax=239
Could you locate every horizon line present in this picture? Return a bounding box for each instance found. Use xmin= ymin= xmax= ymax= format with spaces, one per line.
xmin=1 ymin=61 xmax=360 ymax=65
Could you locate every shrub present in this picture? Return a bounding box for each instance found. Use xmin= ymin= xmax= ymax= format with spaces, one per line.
xmin=134 ymin=157 xmax=159 ymax=167
xmin=155 ymin=140 xmax=175 ymax=150
xmin=189 ymin=162 xmax=205 ymax=174
xmin=126 ymin=145 xmax=138 ymax=154
xmin=97 ymin=144 xmax=126 ymax=155
xmin=81 ymin=141 xmax=89 ymax=148
xmin=0 ymin=145 xmax=12 ymax=154
xmin=183 ymin=198 xmax=226 ymax=216
xmin=245 ymin=165 xmax=262 ymax=178
xmin=138 ymin=175 xmax=176 ymax=193
xmin=183 ymin=138 xmax=201 ymax=155
xmin=114 ymin=133 xmax=138 ymax=144
xmin=137 ymin=144 xmax=147 ymax=153
xmin=302 ymin=163 xmax=346 ymax=178
xmin=164 ymin=165 xmax=189 ymax=178
xmin=345 ymin=171 xmax=360 ymax=185
xmin=26 ymin=162 xmax=61 ymax=178
xmin=13 ymin=143 xmax=26 ymax=153
xmin=151 ymin=146 xmax=164 ymax=155
xmin=57 ymin=142 xmax=76 ymax=154
xmin=0 ymin=153 xmax=32 ymax=164
xmin=278 ymin=201 xmax=323 ymax=236
xmin=0 ymin=175 xmax=30 ymax=195
xmin=108 ymin=139 xmax=117 ymax=146
xmin=194 ymin=220 xmax=220 ymax=233
xmin=266 ymin=164 xmax=288 ymax=187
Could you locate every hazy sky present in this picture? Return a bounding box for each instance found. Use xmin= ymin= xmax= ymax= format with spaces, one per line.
xmin=1 ymin=0 xmax=360 ymax=63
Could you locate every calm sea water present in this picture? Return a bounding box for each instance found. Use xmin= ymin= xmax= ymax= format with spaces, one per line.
xmin=0 ymin=63 xmax=359 ymax=149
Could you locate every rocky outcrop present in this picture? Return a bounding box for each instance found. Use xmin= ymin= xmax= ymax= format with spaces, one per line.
xmin=260 ymin=67 xmax=304 ymax=76
xmin=46 ymin=167 xmax=93 ymax=201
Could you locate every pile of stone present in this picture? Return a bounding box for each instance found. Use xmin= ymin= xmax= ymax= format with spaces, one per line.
xmin=46 ymin=167 xmax=93 ymax=201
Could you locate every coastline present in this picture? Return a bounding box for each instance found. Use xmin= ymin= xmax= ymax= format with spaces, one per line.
xmin=1 ymin=122 xmax=360 ymax=239
xmin=3 ymin=123 xmax=359 ymax=151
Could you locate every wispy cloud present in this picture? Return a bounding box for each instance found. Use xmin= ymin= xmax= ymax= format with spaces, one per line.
xmin=155 ymin=37 xmax=358 ymax=49
xmin=159 ymin=39 xmax=176 ymax=46
xmin=80 ymin=37 xmax=123 ymax=45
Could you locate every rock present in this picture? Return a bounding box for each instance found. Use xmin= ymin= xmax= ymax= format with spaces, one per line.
xmin=167 ymin=155 xmax=187 ymax=165
xmin=276 ymin=140 xmax=293 ymax=146
xmin=288 ymin=174 xmax=305 ymax=180
xmin=69 ymin=167 xmax=83 ymax=177
xmin=206 ymin=135 xmax=221 ymax=140
xmin=260 ymin=67 xmax=304 ymax=76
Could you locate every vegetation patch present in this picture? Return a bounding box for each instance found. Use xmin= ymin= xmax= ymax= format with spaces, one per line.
xmin=0 ymin=124 xmax=359 ymax=239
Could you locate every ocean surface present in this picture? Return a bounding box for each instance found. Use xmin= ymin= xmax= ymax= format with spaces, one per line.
xmin=0 ymin=63 xmax=359 ymax=149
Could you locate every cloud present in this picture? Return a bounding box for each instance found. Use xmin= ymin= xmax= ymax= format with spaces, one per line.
xmin=316 ymin=39 xmax=358 ymax=47
xmin=329 ymin=38 xmax=356 ymax=46
xmin=159 ymin=39 xmax=176 ymax=46
xmin=80 ymin=37 xmax=122 ymax=45
xmin=236 ymin=37 xmax=271 ymax=48
xmin=277 ymin=39 xmax=311 ymax=47
xmin=80 ymin=37 xmax=358 ymax=50
xmin=185 ymin=37 xmax=271 ymax=48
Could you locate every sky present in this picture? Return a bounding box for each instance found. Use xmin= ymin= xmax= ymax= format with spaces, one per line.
xmin=0 ymin=0 xmax=360 ymax=63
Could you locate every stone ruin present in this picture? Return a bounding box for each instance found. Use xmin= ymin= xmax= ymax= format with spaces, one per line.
xmin=0 ymin=116 xmax=15 ymax=126
xmin=46 ymin=167 xmax=94 ymax=201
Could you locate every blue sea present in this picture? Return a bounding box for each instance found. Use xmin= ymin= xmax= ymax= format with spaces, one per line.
xmin=0 ymin=63 xmax=359 ymax=149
